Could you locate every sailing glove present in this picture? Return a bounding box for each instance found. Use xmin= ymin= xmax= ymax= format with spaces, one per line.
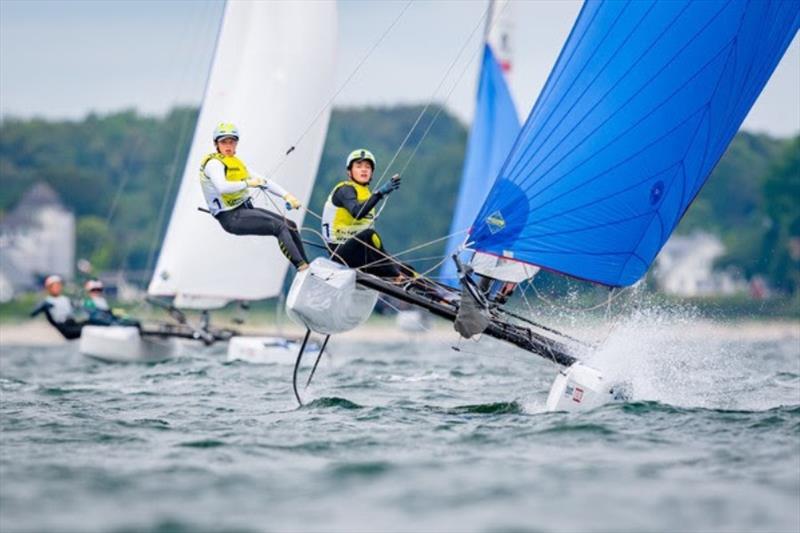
xmin=284 ymin=194 xmax=301 ymax=210
xmin=376 ymin=174 xmax=401 ymax=197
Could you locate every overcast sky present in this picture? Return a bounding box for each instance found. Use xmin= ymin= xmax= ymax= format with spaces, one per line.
xmin=1 ymin=0 xmax=798 ymax=136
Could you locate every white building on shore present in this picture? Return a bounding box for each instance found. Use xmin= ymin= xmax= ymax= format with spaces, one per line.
xmin=0 ymin=182 xmax=75 ymax=301
xmin=654 ymin=232 xmax=745 ymax=297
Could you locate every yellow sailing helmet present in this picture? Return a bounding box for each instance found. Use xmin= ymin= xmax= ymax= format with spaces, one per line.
xmin=346 ymin=148 xmax=376 ymax=170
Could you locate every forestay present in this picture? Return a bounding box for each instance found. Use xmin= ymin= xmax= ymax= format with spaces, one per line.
xmin=469 ymin=0 xmax=799 ymax=287
xmin=147 ymin=1 xmax=337 ymax=308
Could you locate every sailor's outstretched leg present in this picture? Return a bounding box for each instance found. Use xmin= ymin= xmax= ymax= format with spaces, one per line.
xmin=216 ymin=206 xmax=308 ymax=269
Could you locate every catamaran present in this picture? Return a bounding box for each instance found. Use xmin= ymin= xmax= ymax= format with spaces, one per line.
xmin=286 ymin=0 xmax=799 ymax=410
xmin=80 ymin=0 xmax=337 ymax=363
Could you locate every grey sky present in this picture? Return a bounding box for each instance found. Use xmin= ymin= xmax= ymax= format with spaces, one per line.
xmin=1 ymin=0 xmax=798 ymax=136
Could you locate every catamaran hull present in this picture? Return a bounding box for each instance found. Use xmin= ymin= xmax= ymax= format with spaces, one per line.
xmin=226 ymin=336 xmax=320 ymax=364
xmin=286 ymin=258 xmax=377 ymax=335
xmin=79 ymin=326 xmax=177 ymax=363
xmin=545 ymin=362 xmax=623 ymax=412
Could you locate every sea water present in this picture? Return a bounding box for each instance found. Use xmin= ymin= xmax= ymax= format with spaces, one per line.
xmin=1 ymin=319 xmax=798 ymax=532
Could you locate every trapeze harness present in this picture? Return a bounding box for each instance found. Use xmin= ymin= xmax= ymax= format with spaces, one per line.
xmin=199 ymin=153 xmax=308 ymax=269
xmin=321 ymin=180 xmax=404 ymax=278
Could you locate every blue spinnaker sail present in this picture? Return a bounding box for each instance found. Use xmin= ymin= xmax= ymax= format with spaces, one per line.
xmin=439 ymin=44 xmax=520 ymax=285
xmin=468 ymin=0 xmax=799 ymax=287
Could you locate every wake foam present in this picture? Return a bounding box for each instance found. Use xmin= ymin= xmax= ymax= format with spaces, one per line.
xmin=581 ymin=303 xmax=788 ymax=411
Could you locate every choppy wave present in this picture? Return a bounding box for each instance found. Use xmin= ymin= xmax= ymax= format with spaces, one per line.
xmin=1 ymin=331 xmax=798 ymax=532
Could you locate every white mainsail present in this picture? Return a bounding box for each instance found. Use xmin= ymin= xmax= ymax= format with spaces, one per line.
xmin=148 ymin=1 xmax=337 ymax=309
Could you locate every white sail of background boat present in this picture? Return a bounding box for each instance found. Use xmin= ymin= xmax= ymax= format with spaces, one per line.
xmin=80 ymin=0 xmax=338 ymax=363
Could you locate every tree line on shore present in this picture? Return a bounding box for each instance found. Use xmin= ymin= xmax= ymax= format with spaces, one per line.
xmin=1 ymin=106 xmax=797 ymax=295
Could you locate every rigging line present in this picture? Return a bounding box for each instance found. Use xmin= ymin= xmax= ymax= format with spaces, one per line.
xmin=414 ymin=254 xmax=451 ymax=281
xmin=296 ymin=223 xmax=351 ymax=266
xmin=376 ymin=296 xmax=436 ymax=334
xmin=371 ymin=0 xmax=497 ymax=190
xmin=331 ymin=229 xmax=465 ymax=275
xmin=143 ymin=0 xmax=220 ymax=277
xmin=256 ymin=0 xmax=414 ymax=233
xmin=103 ymin=2 xmax=217 ymax=272
xmin=264 ymin=0 xmax=414 ymax=181
xmin=364 ymin=229 xmax=466 ymax=263
xmin=299 ymin=202 xmax=457 ymax=284
xmin=498 ymin=305 xmax=595 ymax=350
xmin=373 ymin=2 xmax=508 ymax=224
xmin=144 ymin=109 xmax=197 ymax=277
xmin=383 ymin=254 xmax=450 ymax=264
xmin=373 ymin=1 xmax=513 ymax=224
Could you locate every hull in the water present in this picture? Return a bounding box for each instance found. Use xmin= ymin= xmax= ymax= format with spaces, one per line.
xmin=226 ymin=335 xmax=320 ymax=364
xmin=79 ymin=325 xmax=177 ymax=363
xmin=546 ymin=362 xmax=628 ymax=412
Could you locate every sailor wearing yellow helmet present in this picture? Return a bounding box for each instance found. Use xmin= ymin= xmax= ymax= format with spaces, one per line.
xmin=321 ymin=149 xmax=410 ymax=278
xmin=200 ymin=122 xmax=309 ymax=270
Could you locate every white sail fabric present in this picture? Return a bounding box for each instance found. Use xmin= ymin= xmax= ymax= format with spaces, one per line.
xmin=148 ymin=1 xmax=337 ymax=309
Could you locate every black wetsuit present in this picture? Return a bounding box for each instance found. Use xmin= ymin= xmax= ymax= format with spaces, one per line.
xmin=215 ymin=201 xmax=309 ymax=269
xmin=31 ymin=302 xmax=84 ymax=340
xmin=327 ymin=186 xmax=412 ymax=278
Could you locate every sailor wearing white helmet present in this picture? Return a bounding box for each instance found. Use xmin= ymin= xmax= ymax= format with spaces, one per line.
xmin=200 ymin=122 xmax=309 ymax=271
xmin=30 ymin=275 xmax=85 ymax=339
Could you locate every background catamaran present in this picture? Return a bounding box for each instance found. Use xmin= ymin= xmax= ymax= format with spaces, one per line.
xmin=80 ymin=0 xmax=337 ymax=363
xmin=287 ymin=0 xmax=800 ymax=410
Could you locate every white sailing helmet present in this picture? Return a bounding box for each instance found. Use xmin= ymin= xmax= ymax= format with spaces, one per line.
xmin=213 ymin=122 xmax=239 ymax=142
xmin=346 ymin=148 xmax=376 ymax=169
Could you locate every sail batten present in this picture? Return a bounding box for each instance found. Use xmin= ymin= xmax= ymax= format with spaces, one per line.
xmin=470 ymin=0 xmax=799 ymax=287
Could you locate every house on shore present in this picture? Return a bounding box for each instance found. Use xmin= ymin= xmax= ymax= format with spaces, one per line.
xmin=654 ymin=232 xmax=745 ymax=297
xmin=0 ymin=182 xmax=75 ymax=301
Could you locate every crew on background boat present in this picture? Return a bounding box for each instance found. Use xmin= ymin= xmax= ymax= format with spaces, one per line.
xmin=321 ymin=148 xmax=412 ymax=279
xmin=30 ymin=275 xmax=85 ymax=339
xmin=82 ymin=279 xmax=139 ymax=327
xmin=200 ymin=122 xmax=310 ymax=271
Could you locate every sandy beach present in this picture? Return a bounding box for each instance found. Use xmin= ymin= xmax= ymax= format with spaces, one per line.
xmin=2 ymin=316 xmax=797 ymax=348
